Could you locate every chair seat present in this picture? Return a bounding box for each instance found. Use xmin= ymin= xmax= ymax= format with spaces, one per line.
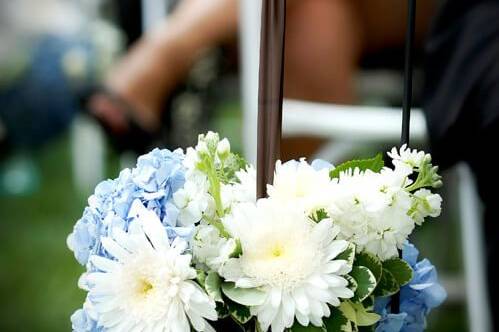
xmin=282 ymin=99 xmax=427 ymax=143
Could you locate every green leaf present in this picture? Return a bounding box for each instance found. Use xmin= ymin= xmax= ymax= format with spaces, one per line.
xmin=330 ymin=154 xmax=384 ymax=179
xmin=337 ymin=243 xmax=356 ymax=267
xmin=350 ymin=302 xmax=380 ymax=327
xmin=196 ymin=269 xmax=207 ymax=287
xmin=362 ymin=296 xmax=375 ymax=311
xmin=215 ymin=302 xmax=230 ymax=319
xmin=354 ymin=252 xmax=382 ymax=283
xmin=226 ymin=300 xmax=252 ymax=324
xmin=324 ymin=307 xmax=352 ymax=332
xmin=350 ymin=266 xmax=377 ymax=301
xmin=358 ymin=326 xmax=375 ymax=332
xmin=311 ymin=209 xmax=329 ymax=222
xmin=373 ymin=268 xmax=400 ymax=297
xmin=221 ymin=282 xmax=267 ymax=306
xmin=289 ymin=321 xmax=326 ymax=332
xmin=205 ymin=272 xmax=223 ymax=302
xmin=344 ymin=275 xmax=358 ymax=293
xmin=382 ymin=258 xmax=413 ymax=287
xmin=231 ymin=239 xmax=243 ymax=258
xmin=339 ymin=301 xmax=357 ymax=324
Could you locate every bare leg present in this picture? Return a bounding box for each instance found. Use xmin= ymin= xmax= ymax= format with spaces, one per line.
xmin=284 ymin=0 xmax=363 ymax=104
xmin=91 ymin=0 xmax=239 ymax=132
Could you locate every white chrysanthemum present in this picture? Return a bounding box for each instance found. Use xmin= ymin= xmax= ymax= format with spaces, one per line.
xmin=328 ymin=168 xmax=415 ymax=260
xmin=267 ymin=159 xmax=333 ymax=215
xmin=192 ymin=223 xmax=237 ymax=272
xmin=83 ymin=200 xmax=217 ymax=332
xmin=221 ymin=199 xmax=353 ymax=332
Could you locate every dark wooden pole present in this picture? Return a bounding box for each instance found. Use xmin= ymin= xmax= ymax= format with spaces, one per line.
xmin=256 ymin=0 xmax=287 ymax=199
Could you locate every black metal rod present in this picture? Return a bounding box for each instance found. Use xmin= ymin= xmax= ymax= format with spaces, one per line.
xmin=256 ymin=0 xmax=287 ymax=199
xmin=393 ymin=0 xmax=417 ymax=314
xmin=401 ymin=0 xmax=416 ymax=146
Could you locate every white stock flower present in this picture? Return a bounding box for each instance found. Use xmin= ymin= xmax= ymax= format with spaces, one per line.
xmin=388 ymin=144 xmax=430 ymax=174
xmin=216 ymin=138 xmax=230 ymax=160
xmin=192 ymin=223 xmax=237 ymax=272
xmin=174 ymin=175 xmax=215 ymax=226
xmin=221 ymin=165 xmax=257 ymax=209
xmin=221 ymin=199 xmax=353 ymax=332
xmin=410 ymin=189 xmax=442 ymax=225
xmin=328 ymin=168 xmax=415 ymax=260
xmin=267 ymin=159 xmax=333 ymax=215
xmin=83 ymin=200 xmax=217 ymax=332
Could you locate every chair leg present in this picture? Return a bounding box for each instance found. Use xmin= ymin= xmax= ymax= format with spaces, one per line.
xmin=457 ymin=163 xmax=492 ymax=332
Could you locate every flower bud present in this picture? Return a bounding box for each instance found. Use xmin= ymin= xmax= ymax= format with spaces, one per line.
xmin=217 ymin=138 xmax=230 ymax=160
xmin=196 ymin=141 xmax=209 ymax=155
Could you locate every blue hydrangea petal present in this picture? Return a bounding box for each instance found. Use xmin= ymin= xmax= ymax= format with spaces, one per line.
xmin=375 ymin=313 xmax=407 ymax=332
xmin=311 ymin=159 xmax=333 ymax=171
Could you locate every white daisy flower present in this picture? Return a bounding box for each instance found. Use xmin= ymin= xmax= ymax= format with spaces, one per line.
xmin=220 ymin=199 xmax=353 ymax=332
xmin=83 ymin=200 xmax=217 ymax=332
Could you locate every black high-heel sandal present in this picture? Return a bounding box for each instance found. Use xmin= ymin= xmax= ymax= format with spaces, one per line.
xmin=78 ymin=85 xmax=161 ymax=154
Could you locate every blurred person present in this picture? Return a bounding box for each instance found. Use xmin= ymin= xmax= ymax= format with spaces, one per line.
xmin=0 ymin=0 xmax=121 ymax=152
xmin=86 ymin=0 xmax=437 ymax=153
xmin=423 ymin=0 xmax=499 ymax=329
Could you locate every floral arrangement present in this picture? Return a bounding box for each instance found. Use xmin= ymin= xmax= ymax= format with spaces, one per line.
xmin=68 ymin=132 xmax=446 ymax=332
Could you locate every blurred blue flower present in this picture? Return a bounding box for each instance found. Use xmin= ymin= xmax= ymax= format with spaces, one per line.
xmin=0 ymin=34 xmax=97 ymax=148
xmin=67 ymin=148 xmax=190 ymax=267
xmin=311 ymin=159 xmax=333 ymax=171
xmin=374 ymin=242 xmax=447 ymax=332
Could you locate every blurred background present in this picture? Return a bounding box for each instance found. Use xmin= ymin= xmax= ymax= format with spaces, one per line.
xmin=0 ymin=0 xmax=493 ymax=331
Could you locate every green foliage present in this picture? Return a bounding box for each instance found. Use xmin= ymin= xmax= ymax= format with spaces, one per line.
xmin=324 ymin=307 xmax=352 ymax=332
xmin=218 ymin=152 xmax=248 ymax=185
xmin=382 ymin=258 xmax=413 ymax=287
xmin=350 ymin=266 xmax=377 ymax=302
xmin=221 ymin=282 xmax=267 ymax=306
xmin=354 ymin=252 xmax=383 ymax=283
xmin=344 ymin=275 xmax=358 ymax=293
xmin=215 ymin=301 xmax=230 ymax=319
xmin=310 ymin=209 xmax=329 ymax=222
xmin=226 ymin=300 xmax=253 ymax=324
xmin=196 ymin=269 xmax=207 ymax=287
xmin=405 ymin=158 xmax=442 ymax=192
xmin=337 ymin=243 xmax=356 ymax=267
xmin=339 ymin=301 xmax=380 ymax=329
xmin=373 ymin=268 xmax=400 ymax=297
xmin=205 ymin=272 xmax=223 ymax=302
xmin=330 ymin=154 xmax=384 ymax=179
xmin=288 ymin=322 xmax=326 ymax=332
xmin=229 ymin=238 xmax=243 ymax=259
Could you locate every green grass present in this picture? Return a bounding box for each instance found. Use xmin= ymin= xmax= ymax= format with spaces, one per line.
xmin=0 ymin=137 xmax=88 ymax=331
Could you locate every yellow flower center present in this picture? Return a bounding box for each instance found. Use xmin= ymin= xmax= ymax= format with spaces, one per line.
xmin=138 ymin=278 xmax=154 ymax=296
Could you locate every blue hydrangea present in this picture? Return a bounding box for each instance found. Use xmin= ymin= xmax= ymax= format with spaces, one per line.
xmin=67 ymin=148 xmax=191 ymax=268
xmin=311 ymin=159 xmax=333 ymax=171
xmin=68 ymin=148 xmax=195 ymax=331
xmin=374 ymin=243 xmax=447 ymax=332
xmin=70 ymin=308 xmax=101 ymax=332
